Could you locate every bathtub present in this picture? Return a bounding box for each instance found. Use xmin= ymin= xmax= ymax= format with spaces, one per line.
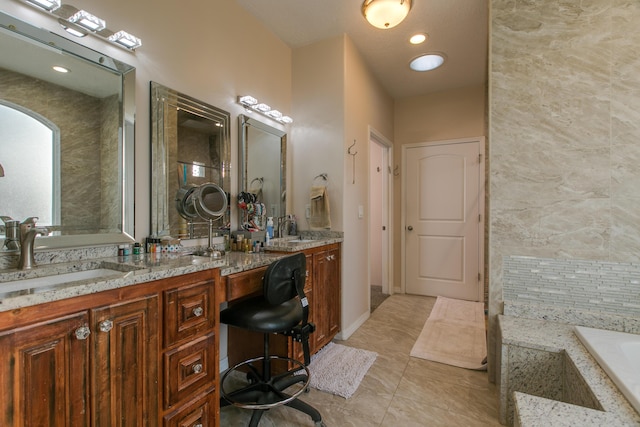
xmin=575 ymin=326 xmax=640 ymax=415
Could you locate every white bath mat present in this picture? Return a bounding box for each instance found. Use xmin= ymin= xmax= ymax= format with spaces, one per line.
xmin=305 ymin=342 xmax=377 ymax=399
xmin=410 ymin=296 xmax=487 ymax=370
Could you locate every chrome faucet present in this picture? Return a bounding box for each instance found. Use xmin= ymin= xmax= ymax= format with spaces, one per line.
xmin=1 ymin=216 xmax=20 ymax=251
xmin=18 ymin=217 xmax=48 ymax=270
xmin=277 ymin=216 xmax=291 ymax=238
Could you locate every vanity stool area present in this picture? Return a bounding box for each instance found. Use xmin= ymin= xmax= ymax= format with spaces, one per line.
xmin=498 ymin=315 xmax=640 ymax=426
xmin=0 ymin=237 xmax=341 ymax=426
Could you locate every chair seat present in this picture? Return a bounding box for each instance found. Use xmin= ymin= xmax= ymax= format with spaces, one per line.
xmin=221 ymin=297 xmax=302 ymax=334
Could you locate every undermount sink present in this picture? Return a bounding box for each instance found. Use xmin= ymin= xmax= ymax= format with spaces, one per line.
xmin=287 ymin=239 xmax=315 ymax=244
xmin=0 ymin=268 xmax=131 ymax=294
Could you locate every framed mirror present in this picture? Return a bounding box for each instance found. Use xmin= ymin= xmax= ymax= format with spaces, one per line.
xmin=150 ymin=82 xmax=231 ymax=239
xmin=0 ymin=11 xmax=135 ymax=249
xmin=238 ymin=114 xmax=286 ymax=229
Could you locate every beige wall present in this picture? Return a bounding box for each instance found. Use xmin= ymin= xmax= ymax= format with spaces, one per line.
xmin=393 ymin=85 xmax=487 ymax=292
xmin=488 ymin=0 xmax=640 ymax=378
xmin=292 ymin=34 xmax=394 ymax=338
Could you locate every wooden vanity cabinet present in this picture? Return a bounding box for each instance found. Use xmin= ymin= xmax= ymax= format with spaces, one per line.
xmin=0 ymin=269 xmax=219 ymax=427
xmin=227 ymin=243 xmax=341 ymax=366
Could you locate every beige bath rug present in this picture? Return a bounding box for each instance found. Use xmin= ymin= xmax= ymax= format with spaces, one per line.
xmin=410 ymin=296 xmax=487 ymax=370
xmin=304 ymin=342 xmax=377 ymax=399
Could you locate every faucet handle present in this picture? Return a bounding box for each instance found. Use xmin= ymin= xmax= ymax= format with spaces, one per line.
xmin=21 ymin=216 xmax=39 ymax=225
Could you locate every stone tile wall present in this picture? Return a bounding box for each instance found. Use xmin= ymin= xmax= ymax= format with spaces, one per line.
xmin=489 ymin=0 xmax=640 ymax=379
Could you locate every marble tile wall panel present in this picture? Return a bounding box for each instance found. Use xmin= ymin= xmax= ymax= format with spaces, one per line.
xmin=489 ymin=0 xmax=640 ymax=378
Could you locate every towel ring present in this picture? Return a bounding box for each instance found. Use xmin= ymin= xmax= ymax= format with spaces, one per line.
xmin=313 ymin=173 xmax=328 ymax=184
xmin=250 ymin=177 xmax=264 ymax=190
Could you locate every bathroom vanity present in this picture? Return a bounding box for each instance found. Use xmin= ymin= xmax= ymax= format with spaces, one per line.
xmin=0 ymin=238 xmax=341 ymax=426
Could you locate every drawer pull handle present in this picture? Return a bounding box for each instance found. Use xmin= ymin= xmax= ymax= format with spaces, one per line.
xmin=75 ymin=325 xmax=91 ymax=340
xmin=192 ymin=306 xmax=204 ymax=317
xmin=99 ymin=320 xmax=113 ymax=333
xmin=192 ymin=363 xmax=203 ymax=374
xmin=193 ymin=424 xmax=203 ymax=427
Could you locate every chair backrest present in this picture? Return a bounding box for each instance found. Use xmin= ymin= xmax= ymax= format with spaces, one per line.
xmin=263 ymin=253 xmax=306 ymax=306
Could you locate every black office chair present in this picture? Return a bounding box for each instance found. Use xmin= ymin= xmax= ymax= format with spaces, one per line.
xmin=220 ymin=253 xmax=324 ymax=427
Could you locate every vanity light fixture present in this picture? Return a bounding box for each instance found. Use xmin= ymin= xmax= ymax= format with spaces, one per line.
xmin=68 ymin=10 xmax=105 ymax=32
xmin=362 ymin=0 xmax=412 ymax=29
xmin=254 ymin=103 xmax=271 ymax=113
xmin=58 ymin=18 xmax=87 ymax=37
xmin=108 ymin=31 xmax=142 ymax=49
xmin=15 ymin=0 xmax=143 ymax=50
xmin=23 ymin=0 xmax=60 ymax=12
xmin=237 ymin=95 xmax=293 ymax=124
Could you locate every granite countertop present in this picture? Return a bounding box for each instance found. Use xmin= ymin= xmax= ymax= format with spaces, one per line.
xmin=0 ymin=235 xmax=343 ymax=313
xmin=0 ymin=251 xmax=287 ymax=313
xmin=264 ymin=235 xmax=343 ymax=252
xmin=499 ymin=315 xmax=640 ymax=426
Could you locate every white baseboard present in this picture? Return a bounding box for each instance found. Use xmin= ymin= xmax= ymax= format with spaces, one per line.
xmin=335 ymin=310 xmax=370 ymax=341
xmin=219 ymin=356 xmax=229 ymax=373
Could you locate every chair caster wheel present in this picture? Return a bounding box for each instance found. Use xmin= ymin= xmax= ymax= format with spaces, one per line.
xmin=314 ymin=421 xmax=326 ymax=427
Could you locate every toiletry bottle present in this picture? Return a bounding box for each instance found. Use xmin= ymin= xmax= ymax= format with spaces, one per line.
xmin=290 ymin=214 xmax=297 ymax=235
xmin=266 ymin=217 xmax=274 ymax=239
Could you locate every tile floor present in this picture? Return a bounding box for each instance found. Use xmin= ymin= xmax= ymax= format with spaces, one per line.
xmin=220 ymin=293 xmax=502 ymax=426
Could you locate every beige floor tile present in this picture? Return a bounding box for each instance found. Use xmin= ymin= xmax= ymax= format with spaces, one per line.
xmin=220 ymin=294 xmax=501 ymax=426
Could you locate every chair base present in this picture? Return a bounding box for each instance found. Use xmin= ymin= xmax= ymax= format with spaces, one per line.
xmin=220 ymin=355 xmax=323 ymax=426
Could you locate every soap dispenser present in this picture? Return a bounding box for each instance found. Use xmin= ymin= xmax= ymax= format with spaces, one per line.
xmin=266 ymin=217 xmax=274 ymax=239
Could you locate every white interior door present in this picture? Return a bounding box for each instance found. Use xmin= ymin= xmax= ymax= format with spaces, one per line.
xmin=404 ymin=139 xmax=484 ymax=301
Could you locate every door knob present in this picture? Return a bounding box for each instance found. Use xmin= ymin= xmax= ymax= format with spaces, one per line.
xmin=407 ymin=226 xmax=413 ymax=231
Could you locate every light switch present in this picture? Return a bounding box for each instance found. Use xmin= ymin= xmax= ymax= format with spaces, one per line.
xmin=305 ymin=204 xmax=311 ymax=218
xmin=358 ymin=205 xmax=364 ymax=219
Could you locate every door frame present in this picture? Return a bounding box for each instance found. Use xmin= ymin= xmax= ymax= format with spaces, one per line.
xmin=401 ymin=136 xmax=485 ymax=301
xmin=368 ymin=127 xmax=394 ymax=304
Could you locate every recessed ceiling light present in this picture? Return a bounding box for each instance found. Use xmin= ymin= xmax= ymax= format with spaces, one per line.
xmin=52 ymin=65 xmax=69 ymax=73
xmin=410 ymin=54 xmax=445 ymax=71
xmin=409 ymin=33 xmax=427 ymax=44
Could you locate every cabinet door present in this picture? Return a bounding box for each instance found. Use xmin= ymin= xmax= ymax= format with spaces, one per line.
xmin=91 ymin=295 xmax=159 ymax=427
xmin=0 ymin=312 xmax=90 ymax=427
xmin=312 ymin=246 xmax=341 ymax=351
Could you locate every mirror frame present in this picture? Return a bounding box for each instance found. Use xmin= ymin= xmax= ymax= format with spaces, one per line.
xmin=150 ymin=82 xmax=231 ymax=239
xmin=238 ymin=114 xmax=287 ymax=225
xmin=0 ymin=11 xmax=136 ymax=249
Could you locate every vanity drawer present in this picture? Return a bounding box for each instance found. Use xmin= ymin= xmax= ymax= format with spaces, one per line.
xmin=164 ymin=280 xmax=215 ymax=347
xmin=164 ymin=332 xmax=216 ymax=409
xmin=225 ymin=266 xmax=268 ymax=301
xmin=163 ymin=389 xmax=217 ymax=427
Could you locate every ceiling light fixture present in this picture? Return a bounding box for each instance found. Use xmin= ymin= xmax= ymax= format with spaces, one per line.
xmin=410 ymin=53 xmax=445 ymax=71
xmin=362 ymin=0 xmax=412 ymax=29
xmin=238 ymin=96 xmax=293 ymax=125
xmin=409 ymin=33 xmax=427 ymax=44
xmin=52 ymin=65 xmax=69 ymax=73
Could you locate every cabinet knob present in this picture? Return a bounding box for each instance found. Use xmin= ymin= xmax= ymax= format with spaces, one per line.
xmin=192 ymin=306 xmax=204 ymax=317
xmin=193 ymin=424 xmax=203 ymax=427
xmin=99 ymin=320 xmax=113 ymax=332
xmin=192 ymin=363 xmax=203 ymax=374
xmin=75 ymin=325 xmax=91 ymax=340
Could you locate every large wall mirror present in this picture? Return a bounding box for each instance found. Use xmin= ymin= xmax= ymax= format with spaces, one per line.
xmin=238 ymin=114 xmax=286 ymax=229
xmin=0 ymin=11 xmax=135 ymax=249
xmin=150 ymin=82 xmax=231 ymax=239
